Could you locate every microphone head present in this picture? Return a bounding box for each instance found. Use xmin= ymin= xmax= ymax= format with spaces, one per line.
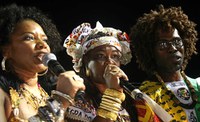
xmin=42 ymin=53 xmax=57 ymax=66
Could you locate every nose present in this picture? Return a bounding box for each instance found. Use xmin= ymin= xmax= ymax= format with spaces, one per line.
xmin=168 ymin=43 xmax=177 ymax=53
xmin=35 ymin=39 xmax=47 ymax=49
xmin=105 ymin=56 xmax=116 ymax=65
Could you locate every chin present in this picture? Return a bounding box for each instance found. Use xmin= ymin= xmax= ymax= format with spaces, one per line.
xmin=173 ymin=65 xmax=182 ymax=71
xmin=38 ymin=66 xmax=48 ymax=73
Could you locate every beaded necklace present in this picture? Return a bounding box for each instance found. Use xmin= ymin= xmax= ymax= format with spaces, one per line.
xmin=155 ymin=71 xmax=198 ymax=109
xmin=9 ymin=83 xmax=49 ymax=121
xmin=20 ymin=84 xmax=49 ymax=110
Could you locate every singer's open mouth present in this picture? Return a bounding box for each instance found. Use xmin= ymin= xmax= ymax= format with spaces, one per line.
xmin=34 ymin=52 xmax=48 ymax=62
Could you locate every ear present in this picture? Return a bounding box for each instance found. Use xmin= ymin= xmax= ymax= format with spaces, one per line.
xmin=1 ymin=45 xmax=11 ymax=58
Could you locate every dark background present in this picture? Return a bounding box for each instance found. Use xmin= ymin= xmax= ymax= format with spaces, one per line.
xmin=1 ymin=0 xmax=199 ymax=83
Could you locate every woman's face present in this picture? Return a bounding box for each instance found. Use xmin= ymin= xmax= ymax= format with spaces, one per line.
xmin=4 ymin=20 xmax=50 ymax=73
xmin=85 ymin=45 xmax=121 ymax=84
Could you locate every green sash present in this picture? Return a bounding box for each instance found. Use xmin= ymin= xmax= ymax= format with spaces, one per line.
xmin=187 ymin=77 xmax=200 ymax=121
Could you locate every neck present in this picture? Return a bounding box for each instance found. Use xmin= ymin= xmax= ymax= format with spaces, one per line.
xmin=156 ymin=70 xmax=183 ymax=82
xmin=14 ymin=68 xmax=38 ymax=86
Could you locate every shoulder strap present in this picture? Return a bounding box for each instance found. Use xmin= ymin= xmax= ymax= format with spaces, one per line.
xmin=142 ymin=93 xmax=173 ymax=122
xmin=139 ymin=81 xmax=173 ymax=122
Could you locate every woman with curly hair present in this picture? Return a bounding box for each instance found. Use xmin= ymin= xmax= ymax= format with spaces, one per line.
xmin=0 ymin=3 xmax=85 ymax=121
xmin=129 ymin=4 xmax=200 ymax=122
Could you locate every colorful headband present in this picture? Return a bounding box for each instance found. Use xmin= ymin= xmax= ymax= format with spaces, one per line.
xmin=63 ymin=21 xmax=132 ymax=72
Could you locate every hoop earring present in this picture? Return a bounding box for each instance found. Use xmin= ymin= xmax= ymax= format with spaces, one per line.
xmin=86 ymin=67 xmax=90 ymax=77
xmin=38 ymin=68 xmax=48 ymax=76
xmin=1 ymin=57 xmax=7 ymax=71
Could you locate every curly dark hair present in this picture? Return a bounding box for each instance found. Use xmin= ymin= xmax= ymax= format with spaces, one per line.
xmin=0 ymin=3 xmax=63 ymax=54
xmin=129 ymin=4 xmax=198 ymax=74
xmin=0 ymin=3 xmax=64 ymax=94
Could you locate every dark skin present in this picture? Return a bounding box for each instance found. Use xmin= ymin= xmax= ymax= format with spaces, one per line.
xmin=66 ymin=45 xmax=129 ymax=122
xmin=154 ymin=28 xmax=185 ymax=82
xmin=83 ymin=44 xmax=128 ymax=122
xmin=84 ymin=45 xmax=128 ymax=92
xmin=0 ymin=4 xmax=85 ymax=121
xmin=0 ymin=19 xmax=85 ymax=121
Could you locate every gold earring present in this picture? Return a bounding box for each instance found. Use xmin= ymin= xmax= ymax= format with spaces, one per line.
xmin=1 ymin=57 xmax=7 ymax=71
xmin=86 ymin=67 xmax=90 ymax=77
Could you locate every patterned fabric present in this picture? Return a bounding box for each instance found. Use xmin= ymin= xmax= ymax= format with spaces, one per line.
xmin=135 ymin=100 xmax=161 ymax=122
xmin=65 ymin=98 xmax=131 ymax=122
xmin=63 ymin=21 xmax=132 ymax=72
xmin=135 ymin=78 xmax=200 ymax=122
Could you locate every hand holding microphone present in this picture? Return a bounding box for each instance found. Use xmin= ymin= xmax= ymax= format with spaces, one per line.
xmin=103 ymin=64 xmax=143 ymax=100
xmin=42 ymin=53 xmax=85 ymax=105
xmin=29 ymin=53 xmax=85 ymax=122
